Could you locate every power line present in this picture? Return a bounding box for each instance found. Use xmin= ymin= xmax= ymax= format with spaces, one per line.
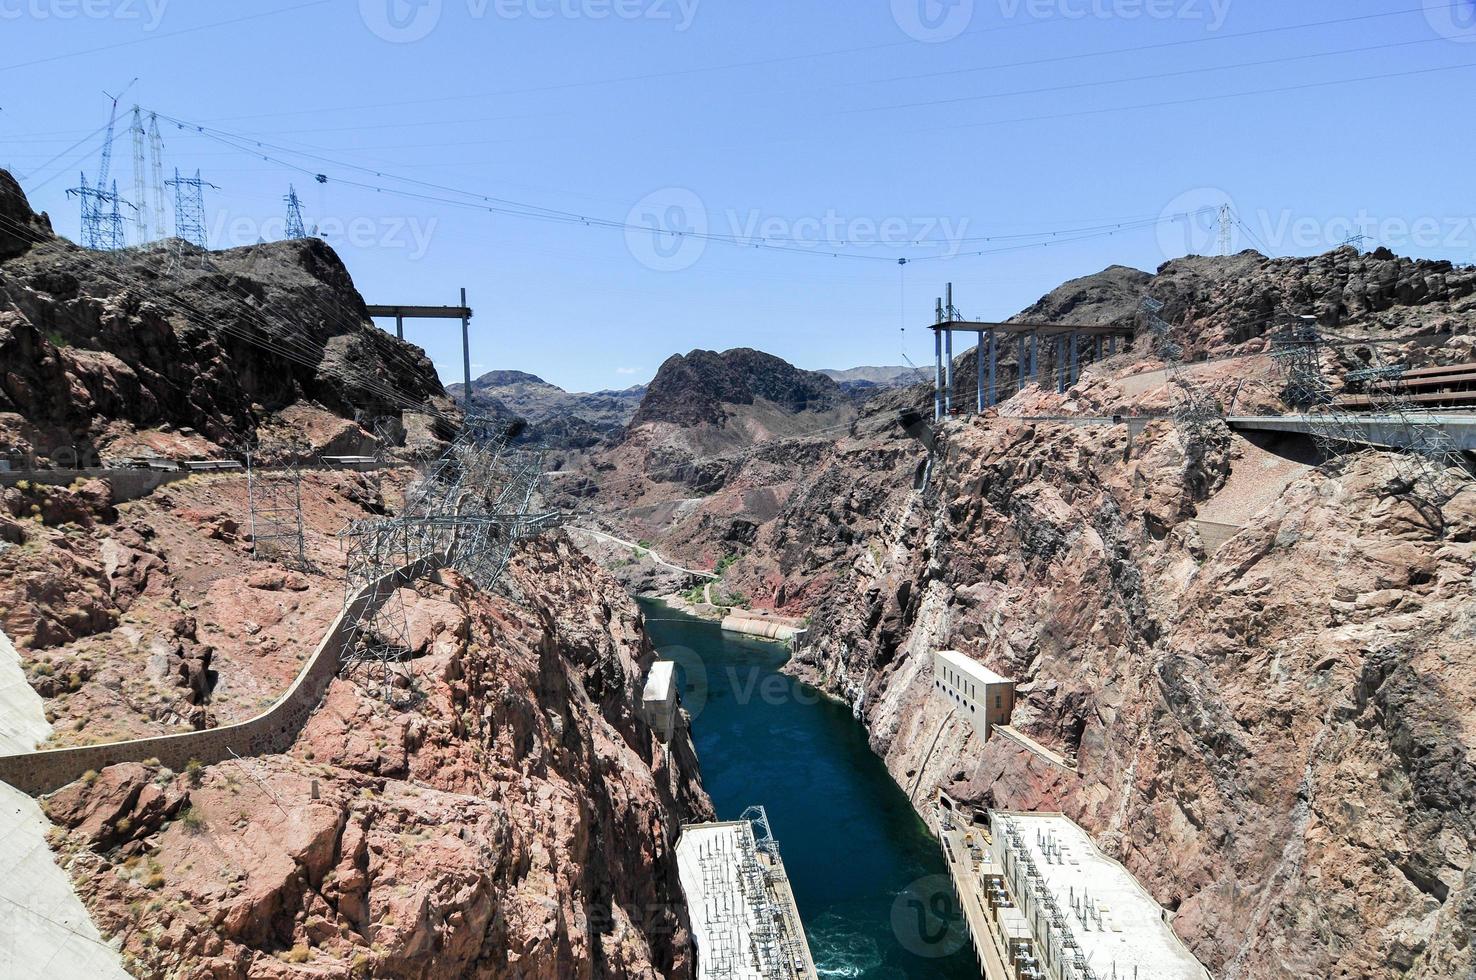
xmin=844 ymin=36 xmax=1450 ymax=115
xmin=140 ymin=109 xmax=1220 ymax=264
xmin=0 ymin=1 xmax=331 ymax=74
xmin=865 ymin=2 xmax=1470 ymax=87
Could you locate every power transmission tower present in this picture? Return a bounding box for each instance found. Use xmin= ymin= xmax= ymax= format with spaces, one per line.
xmin=129 ymin=106 xmax=149 ymax=245
xmin=246 ymin=440 xmax=309 ymax=568
xmin=283 ymin=185 xmax=307 ymax=239
xmin=146 ymin=113 xmax=167 ymax=239
xmin=1217 ymin=204 xmax=1233 ymax=256
xmin=166 ymin=168 xmax=216 ymax=249
xmin=67 ymin=91 xmax=134 ymax=250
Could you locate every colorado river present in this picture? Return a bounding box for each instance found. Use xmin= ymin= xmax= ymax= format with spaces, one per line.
xmin=641 ymin=600 xmax=977 ymax=980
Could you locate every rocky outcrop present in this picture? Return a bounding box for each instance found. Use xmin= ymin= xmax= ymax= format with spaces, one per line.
xmin=0 ymin=169 xmax=452 ymax=464
xmin=46 ymin=536 xmax=711 ymax=979
xmin=630 ymin=348 xmax=844 ymax=428
xmin=448 ymin=370 xmax=646 ymax=450
xmin=552 ymin=245 xmax=1476 ymax=977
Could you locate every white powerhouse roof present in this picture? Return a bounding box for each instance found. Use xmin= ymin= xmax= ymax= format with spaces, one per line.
xmin=642 ymin=660 xmax=675 ymax=703
xmin=675 ymin=822 xmax=768 ymax=980
xmin=937 ymin=650 xmax=1013 ymax=686
xmin=999 ymin=812 xmax=1209 ymax=980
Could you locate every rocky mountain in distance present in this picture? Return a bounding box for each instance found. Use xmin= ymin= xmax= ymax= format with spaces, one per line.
xmin=818 ymin=364 xmax=929 ymax=394
xmin=447 ymin=369 xmax=645 ymax=449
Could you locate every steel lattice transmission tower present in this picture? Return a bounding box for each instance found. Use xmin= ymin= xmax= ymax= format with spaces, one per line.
xmin=1217 ymin=204 xmax=1233 ymax=256
xmin=338 ymin=416 xmax=560 ymax=706
xmin=129 ymin=107 xmax=150 ymax=245
xmin=246 ymin=440 xmax=310 ymax=568
xmin=67 ymin=91 xmax=134 ymax=250
xmin=166 ymin=168 xmax=216 ymax=248
xmin=146 ymin=113 xmax=167 ymax=239
xmin=283 ymin=185 xmax=307 ymax=239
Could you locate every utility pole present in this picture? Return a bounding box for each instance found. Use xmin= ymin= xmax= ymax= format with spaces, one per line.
xmin=1217 ymin=204 xmax=1232 ymax=256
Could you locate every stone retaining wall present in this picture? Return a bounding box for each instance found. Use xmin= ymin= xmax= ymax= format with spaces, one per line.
xmin=0 ymin=554 xmax=445 ymax=796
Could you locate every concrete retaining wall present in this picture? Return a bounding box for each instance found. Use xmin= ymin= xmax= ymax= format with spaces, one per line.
xmin=0 ymin=468 xmax=189 ymax=501
xmin=0 ymin=554 xmax=445 ymax=796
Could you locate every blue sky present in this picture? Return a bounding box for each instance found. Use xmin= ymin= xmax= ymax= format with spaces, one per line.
xmin=3 ymin=0 xmax=1474 ymax=392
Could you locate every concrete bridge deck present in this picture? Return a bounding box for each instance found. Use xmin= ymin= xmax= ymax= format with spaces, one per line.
xmin=1227 ymin=413 xmax=1476 ymax=452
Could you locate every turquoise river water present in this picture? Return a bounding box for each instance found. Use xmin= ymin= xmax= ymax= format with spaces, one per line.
xmin=640 ymin=599 xmax=978 ymax=979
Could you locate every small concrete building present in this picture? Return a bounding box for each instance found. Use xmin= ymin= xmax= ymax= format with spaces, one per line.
xmin=933 ymin=650 xmax=1015 ymax=739
xmin=641 ymin=660 xmax=678 ymax=744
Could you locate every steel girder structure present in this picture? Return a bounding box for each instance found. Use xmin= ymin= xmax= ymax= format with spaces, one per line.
xmin=338 ymin=417 xmax=560 ymax=702
xmin=1269 ymin=316 xmax=1470 ymax=503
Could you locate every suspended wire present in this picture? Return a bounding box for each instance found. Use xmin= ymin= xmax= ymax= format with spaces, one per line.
xmin=940 ymin=61 xmax=1476 ymax=135
xmin=867 ymin=2 xmax=1471 ymax=87
xmin=845 ymin=36 xmax=1452 ymax=115
xmin=108 ymin=111 xmax=1226 ymax=267
xmin=0 ymin=1 xmax=331 ymax=74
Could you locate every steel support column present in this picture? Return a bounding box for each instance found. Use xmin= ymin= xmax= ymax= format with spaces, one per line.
xmin=934 ymin=318 xmax=944 ymax=421
xmin=1031 ymin=332 xmax=1041 ymax=386
xmin=1057 ymin=336 xmax=1067 ymax=394
xmin=460 ymin=287 xmax=472 ymax=408
xmin=944 ymin=329 xmax=954 ymax=415
xmin=395 ymin=314 xmax=403 ymax=340
xmin=1070 ymin=331 xmax=1080 ymax=385
xmin=987 ymin=330 xmax=998 ymax=408
xmin=1017 ymin=335 xmax=1026 ymax=392
xmin=975 ymin=331 xmax=985 ymax=412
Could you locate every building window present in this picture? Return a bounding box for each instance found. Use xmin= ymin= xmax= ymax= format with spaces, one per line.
xmin=995 ymin=694 xmax=1002 ymax=709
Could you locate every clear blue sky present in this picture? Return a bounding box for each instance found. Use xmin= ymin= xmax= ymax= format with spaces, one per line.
xmin=3 ymin=0 xmax=1474 ymax=392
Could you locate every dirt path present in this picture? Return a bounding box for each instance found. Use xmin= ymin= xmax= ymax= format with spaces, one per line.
xmin=567 ymin=527 xmax=719 ymax=579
